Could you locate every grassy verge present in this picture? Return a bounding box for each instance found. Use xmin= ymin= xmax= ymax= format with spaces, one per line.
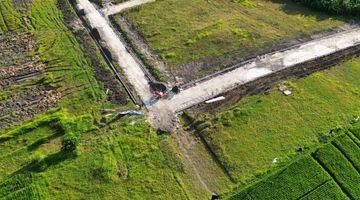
xmin=0 ymin=0 xmax=215 ymax=199
xmin=110 ymin=15 xmax=167 ymax=82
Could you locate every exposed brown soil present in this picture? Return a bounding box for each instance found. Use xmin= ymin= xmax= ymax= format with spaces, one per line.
xmin=0 ymin=32 xmax=59 ymax=129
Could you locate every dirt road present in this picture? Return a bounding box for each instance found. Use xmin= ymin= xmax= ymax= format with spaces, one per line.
xmin=163 ymin=28 xmax=360 ymax=112
xmin=102 ymin=0 xmax=155 ymax=16
xmin=77 ymin=0 xmax=153 ymax=102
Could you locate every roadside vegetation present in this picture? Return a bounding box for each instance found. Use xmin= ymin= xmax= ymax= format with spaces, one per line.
xmin=0 ymin=0 xmax=209 ymax=199
xmin=226 ymin=121 xmax=360 ymax=199
xmin=299 ymin=0 xmax=360 ymax=15
xmin=185 ymin=58 xmax=360 ymax=183
xmin=122 ymin=0 xmax=346 ymax=79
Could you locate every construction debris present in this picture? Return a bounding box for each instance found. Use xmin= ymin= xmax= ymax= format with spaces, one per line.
xmin=278 ymin=84 xmax=292 ymax=96
xmin=205 ymin=96 xmax=226 ymax=104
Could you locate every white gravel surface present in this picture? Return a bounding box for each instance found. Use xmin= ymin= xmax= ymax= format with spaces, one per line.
xmin=163 ymin=28 xmax=360 ymax=113
xmin=102 ymin=0 xmax=155 ymax=16
xmin=77 ymin=0 xmax=153 ymax=101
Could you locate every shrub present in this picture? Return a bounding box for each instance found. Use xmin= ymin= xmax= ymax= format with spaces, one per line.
xmin=298 ymin=0 xmax=360 ymax=15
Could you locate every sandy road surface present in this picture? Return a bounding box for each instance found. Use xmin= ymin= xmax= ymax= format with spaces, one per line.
xmin=162 ymin=28 xmax=360 ymax=113
xmin=77 ymin=0 xmax=153 ymax=101
xmin=102 ymin=0 xmax=155 ymax=16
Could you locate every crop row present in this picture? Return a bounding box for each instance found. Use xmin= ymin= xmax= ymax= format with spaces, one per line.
xmin=312 ymin=141 xmax=360 ymax=199
xmin=227 ymin=126 xmax=360 ymax=200
xmin=0 ymin=174 xmax=45 ymax=200
xmin=300 ymin=180 xmax=348 ymax=200
xmin=227 ymin=156 xmax=330 ymax=200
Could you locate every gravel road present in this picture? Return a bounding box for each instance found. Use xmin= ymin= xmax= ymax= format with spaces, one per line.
xmin=164 ymin=28 xmax=360 ymax=112
xmin=77 ymin=0 xmax=153 ymax=101
xmin=102 ymin=0 xmax=155 ymax=16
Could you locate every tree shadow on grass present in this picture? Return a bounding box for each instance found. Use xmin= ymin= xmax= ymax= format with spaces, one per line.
xmin=16 ymin=150 xmax=77 ymax=174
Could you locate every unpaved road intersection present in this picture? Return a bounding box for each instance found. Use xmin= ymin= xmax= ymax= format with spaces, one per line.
xmin=76 ymin=0 xmax=360 ymax=131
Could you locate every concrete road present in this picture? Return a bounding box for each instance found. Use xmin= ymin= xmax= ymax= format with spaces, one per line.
xmin=163 ymin=28 xmax=360 ymax=113
xmin=102 ymin=0 xmax=155 ymax=16
xmin=77 ymin=0 xmax=153 ymax=102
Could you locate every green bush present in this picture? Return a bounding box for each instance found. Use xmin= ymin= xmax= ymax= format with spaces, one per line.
xmin=298 ymin=0 xmax=359 ymax=15
xmin=61 ymin=132 xmax=79 ymax=152
xmin=89 ymin=0 xmax=103 ymax=7
xmin=60 ymin=115 xmax=95 ymax=152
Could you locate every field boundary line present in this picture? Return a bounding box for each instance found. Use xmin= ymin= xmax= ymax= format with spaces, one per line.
xmin=311 ymin=152 xmax=355 ymax=200
xmin=297 ymin=179 xmax=331 ymax=200
xmin=331 ymin=140 xmax=360 ymax=175
xmin=346 ymin=132 xmax=360 ymax=148
xmin=196 ymin=131 xmax=237 ymax=183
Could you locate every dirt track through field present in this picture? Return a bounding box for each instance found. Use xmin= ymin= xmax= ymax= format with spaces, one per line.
xmin=77 ymin=0 xmax=153 ymax=102
xmin=102 ymin=0 xmax=155 ymax=16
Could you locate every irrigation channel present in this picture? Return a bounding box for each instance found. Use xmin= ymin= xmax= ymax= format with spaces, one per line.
xmin=75 ymin=0 xmax=360 ymax=132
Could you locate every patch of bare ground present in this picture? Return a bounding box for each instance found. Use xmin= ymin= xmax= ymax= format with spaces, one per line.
xmin=0 ymin=32 xmax=59 ymax=129
xmin=12 ymin=0 xmax=33 ymax=13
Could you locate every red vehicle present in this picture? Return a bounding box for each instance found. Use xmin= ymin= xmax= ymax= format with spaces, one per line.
xmin=153 ymin=91 xmax=165 ymax=99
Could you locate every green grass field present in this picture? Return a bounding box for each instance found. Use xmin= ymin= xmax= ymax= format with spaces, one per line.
xmin=187 ymin=58 xmax=360 ymax=182
xmin=123 ymin=0 xmax=344 ymax=74
xmin=227 ymin=124 xmax=360 ymax=200
xmin=0 ymin=0 xmax=225 ymax=199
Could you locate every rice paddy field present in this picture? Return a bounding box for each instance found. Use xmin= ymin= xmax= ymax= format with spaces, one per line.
xmin=227 ymin=123 xmax=360 ymax=199
xmin=122 ymin=0 xmax=346 ymax=79
xmin=186 ymin=58 xmax=360 ymax=183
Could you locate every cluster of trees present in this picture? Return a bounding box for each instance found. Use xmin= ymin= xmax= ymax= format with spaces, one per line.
xmin=297 ymin=0 xmax=359 ymax=15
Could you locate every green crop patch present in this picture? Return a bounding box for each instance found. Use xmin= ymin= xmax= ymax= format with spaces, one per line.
xmin=121 ymin=0 xmax=346 ymax=79
xmin=332 ymin=134 xmax=360 ymax=172
xmin=312 ymin=144 xmax=360 ymax=199
xmin=226 ymin=125 xmax=360 ymax=200
xmin=300 ymin=180 xmax=349 ymax=200
xmin=227 ymin=156 xmax=330 ymax=200
xmin=0 ymin=174 xmax=46 ymax=200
